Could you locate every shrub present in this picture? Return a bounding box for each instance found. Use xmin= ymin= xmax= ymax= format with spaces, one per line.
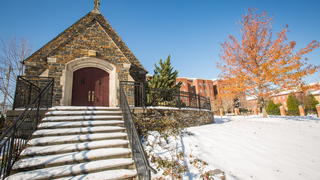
xmin=266 ymin=101 xmax=281 ymax=115
xmin=239 ymin=108 xmax=249 ymax=114
xmin=133 ymin=111 xmax=184 ymax=138
xmin=304 ymin=94 xmax=319 ymax=114
xmin=133 ymin=112 xmax=214 ymax=179
xmin=287 ymin=94 xmax=300 ymax=116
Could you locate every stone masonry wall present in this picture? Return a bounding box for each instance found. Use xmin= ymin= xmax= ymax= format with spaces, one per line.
xmin=24 ymin=12 xmax=146 ymax=106
xmin=46 ymin=21 xmax=131 ymax=105
xmin=132 ymin=107 xmax=214 ymax=129
xmin=24 ymin=22 xmax=136 ymax=105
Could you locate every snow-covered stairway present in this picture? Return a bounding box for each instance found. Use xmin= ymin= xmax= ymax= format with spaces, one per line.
xmin=6 ymin=106 xmax=137 ymax=180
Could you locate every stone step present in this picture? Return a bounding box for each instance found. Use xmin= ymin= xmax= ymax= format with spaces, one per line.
xmin=6 ymin=158 xmax=134 ymax=180
xmin=42 ymin=115 xmax=123 ymax=122
xmin=55 ymin=169 xmax=137 ymax=180
xmin=32 ymin=126 xmax=126 ymax=138
xmin=38 ymin=120 xmax=124 ymax=129
xmin=12 ymin=148 xmax=132 ymax=172
xmin=45 ymin=111 xmax=122 ymax=116
xmin=28 ymin=133 xmax=128 ymax=146
xmin=21 ymin=139 xmax=130 ymax=157
xmin=49 ymin=106 xmax=120 ymax=111
xmin=7 ymin=107 xmax=138 ymax=179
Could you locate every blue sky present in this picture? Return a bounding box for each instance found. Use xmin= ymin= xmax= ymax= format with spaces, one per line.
xmin=0 ymin=0 xmax=319 ymax=83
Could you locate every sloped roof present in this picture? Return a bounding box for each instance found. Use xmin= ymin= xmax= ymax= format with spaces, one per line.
xmin=24 ymin=12 xmax=146 ymax=71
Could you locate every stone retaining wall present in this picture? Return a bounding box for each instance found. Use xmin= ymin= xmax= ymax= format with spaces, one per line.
xmin=132 ymin=107 xmax=214 ymax=129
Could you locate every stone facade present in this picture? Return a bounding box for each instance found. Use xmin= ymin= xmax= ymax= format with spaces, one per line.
xmin=23 ymin=12 xmax=147 ymax=106
xmin=132 ymin=107 xmax=214 ymax=129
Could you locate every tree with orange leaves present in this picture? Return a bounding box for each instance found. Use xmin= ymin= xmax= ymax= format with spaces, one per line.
xmin=218 ymin=9 xmax=319 ymax=116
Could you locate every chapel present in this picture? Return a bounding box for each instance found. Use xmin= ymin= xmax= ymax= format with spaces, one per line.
xmin=23 ymin=1 xmax=147 ymax=107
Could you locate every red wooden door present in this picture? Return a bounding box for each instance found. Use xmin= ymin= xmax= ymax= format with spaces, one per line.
xmin=72 ymin=67 xmax=109 ymax=106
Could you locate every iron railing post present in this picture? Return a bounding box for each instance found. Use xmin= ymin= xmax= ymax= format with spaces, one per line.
xmin=50 ymin=79 xmax=54 ymax=107
xmin=140 ymin=82 xmax=144 ymax=107
xmin=12 ymin=76 xmax=21 ymax=110
xmin=27 ymin=84 xmax=32 ymax=105
xmin=36 ymin=96 xmax=41 ymax=127
xmin=6 ymin=128 xmax=15 ymax=177
xmin=198 ymin=95 xmax=201 ymax=110
xmin=177 ymin=90 xmax=181 ymax=109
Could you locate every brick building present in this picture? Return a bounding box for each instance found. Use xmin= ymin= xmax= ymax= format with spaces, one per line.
xmin=176 ymin=77 xmax=320 ymax=112
xmin=176 ymin=77 xmax=320 ymax=113
xmin=271 ymin=90 xmax=304 ymax=108
xmin=305 ymin=82 xmax=320 ymax=102
xmin=22 ymin=8 xmax=147 ymax=107
xmin=246 ymin=82 xmax=320 ymax=110
xmin=176 ymin=77 xmax=220 ymax=108
xmin=272 ymin=83 xmax=320 ymax=108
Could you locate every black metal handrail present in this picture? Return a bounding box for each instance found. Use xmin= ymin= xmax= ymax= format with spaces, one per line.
xmin=13 ymin=76 xmax=54 ymax=110
xmin=147 ymin=88 xmax=211 ymax=110
xmin=120 ymin=85 xmax=156 ymax=180
xmin=0 ymin=78 xmax=54 ymax=179
xmin=119 ymin=81 xmax=212 ymax=110
xmin=120 ymin=81 xmax=145 ymax=107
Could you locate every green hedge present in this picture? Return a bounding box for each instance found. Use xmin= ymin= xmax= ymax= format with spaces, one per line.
xmin=304 ymin=94 xmax=319 ymax=114
xmin=287 ymin=94 xmax=300 ymax=116
xmin=266 ymin=100 xmax=281 ymax=115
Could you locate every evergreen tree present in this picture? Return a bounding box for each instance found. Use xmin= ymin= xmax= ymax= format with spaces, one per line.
xmin=266 ymin=100 xmax=281 ymax=115
xmin=287 ymin=94 xmax=300 ymax=116
xmin=147 ymin=56 xmax=182 ymax=105
xmin=304 ymin=94 xmax=319 ymax=114
xmin=148 ymin=55 xmax=182 ymax=91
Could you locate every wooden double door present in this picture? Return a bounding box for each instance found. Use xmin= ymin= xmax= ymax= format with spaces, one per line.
xmin=72 ymin=67 xmax=109 ymax=106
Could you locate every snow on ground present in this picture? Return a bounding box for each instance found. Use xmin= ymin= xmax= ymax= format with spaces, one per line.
xmin=148 ymin=115 xmax=320 ymax=180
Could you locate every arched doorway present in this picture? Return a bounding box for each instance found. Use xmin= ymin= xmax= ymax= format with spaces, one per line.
xmin=72 ymin=67 xmax=109 ymax=106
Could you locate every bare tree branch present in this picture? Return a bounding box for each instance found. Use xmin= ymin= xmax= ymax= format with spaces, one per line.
xmin=0 ymin=37 xmax=32 ymax=113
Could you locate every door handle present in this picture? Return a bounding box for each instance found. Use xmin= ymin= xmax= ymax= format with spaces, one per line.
xmin=91 ymin=91 xmax=95 ymax=102
xmin=88 ymin=91 xmax=91 ymax=102
xmin=88 ymin=91 xmax=95 ymax=102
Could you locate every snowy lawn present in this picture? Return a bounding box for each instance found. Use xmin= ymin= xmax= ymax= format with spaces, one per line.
xmin=146 ymin=115 xmax=320 ymax=179
xmin=182 ymin=115 xmax=320 ymax=180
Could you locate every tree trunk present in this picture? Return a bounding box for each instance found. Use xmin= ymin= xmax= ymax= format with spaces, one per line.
xmin=257 ymin=95 xmax=268 ymax=118
xmin=262 ymin=107 xmax=268 ymax=118
xmin=2 ymin=66 xmax=12 ymax=114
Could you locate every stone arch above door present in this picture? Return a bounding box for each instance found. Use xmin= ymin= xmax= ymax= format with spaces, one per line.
xmin=61 ymin=57 xmax=118 ymax=107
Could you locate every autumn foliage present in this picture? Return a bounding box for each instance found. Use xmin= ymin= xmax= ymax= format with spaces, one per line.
xmin=218 ymin=9 xmax=320 ymax=111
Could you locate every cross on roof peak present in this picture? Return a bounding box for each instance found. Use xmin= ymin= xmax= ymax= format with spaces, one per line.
xmin=92 ymin=0 xmax=101 ymax=14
